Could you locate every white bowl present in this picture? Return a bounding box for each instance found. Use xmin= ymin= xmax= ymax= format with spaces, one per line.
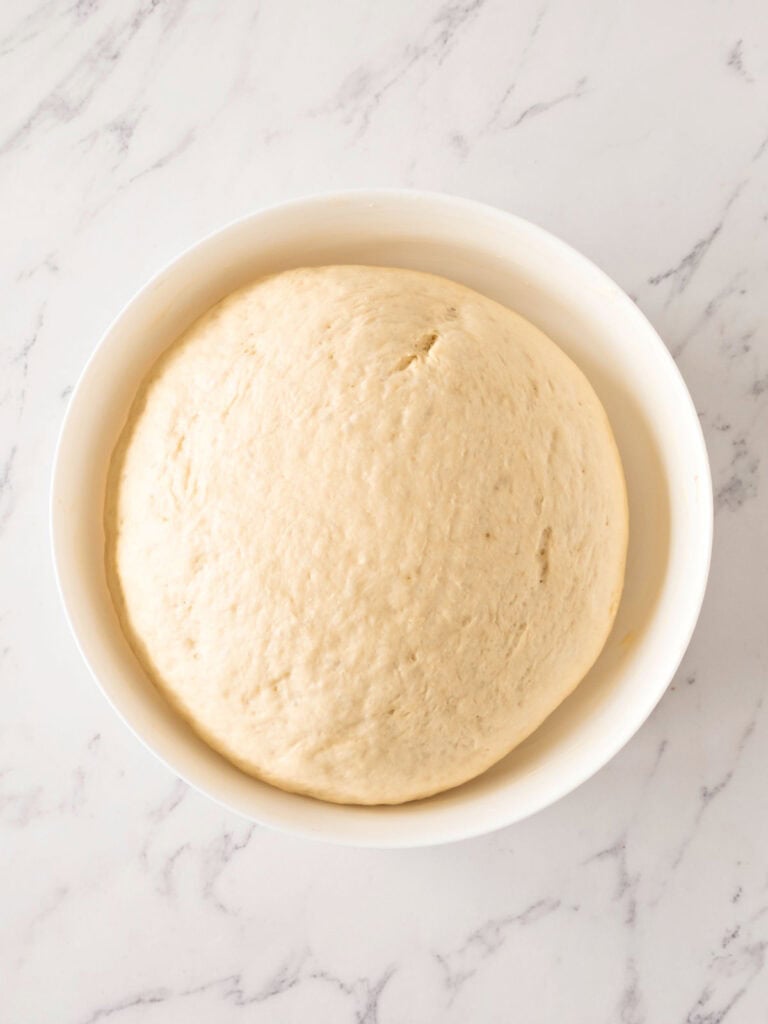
xmin=51 ymin=190 xmax=712 ymax=847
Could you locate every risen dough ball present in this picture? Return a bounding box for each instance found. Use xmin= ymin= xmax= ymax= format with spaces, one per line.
xmin=106 ymin=266 xmax=627 ymax=805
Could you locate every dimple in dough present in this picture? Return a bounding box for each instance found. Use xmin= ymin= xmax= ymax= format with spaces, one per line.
xmin=106 ymin=265 xmax=628 ymax=805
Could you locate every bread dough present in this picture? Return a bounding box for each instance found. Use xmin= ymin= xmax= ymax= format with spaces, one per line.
xmin=106 ymin=265 xmax=627 ymax=804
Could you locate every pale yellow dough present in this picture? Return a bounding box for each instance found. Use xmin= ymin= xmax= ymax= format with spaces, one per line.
xmin=106 ymin=265 xmax=628 ymax=805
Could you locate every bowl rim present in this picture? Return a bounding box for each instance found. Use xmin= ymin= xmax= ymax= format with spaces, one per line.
xmin=50 ymin=187 xmax=714 ymax=847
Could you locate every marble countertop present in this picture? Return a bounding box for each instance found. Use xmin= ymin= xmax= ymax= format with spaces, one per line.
xmin=2 ymin=1 xmax=767 ymax=1020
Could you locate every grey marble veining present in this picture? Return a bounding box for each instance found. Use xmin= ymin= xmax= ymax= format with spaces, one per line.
xmin=1 ymin=1 xmax=767 ymax=1021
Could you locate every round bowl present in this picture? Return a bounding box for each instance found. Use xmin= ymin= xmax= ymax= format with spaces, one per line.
xmin=51 ymin=190 xmax=712 ymax=847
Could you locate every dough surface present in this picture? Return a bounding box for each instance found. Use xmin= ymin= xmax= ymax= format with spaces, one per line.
xmin=106 ymin=265 xmax=627 ymax=804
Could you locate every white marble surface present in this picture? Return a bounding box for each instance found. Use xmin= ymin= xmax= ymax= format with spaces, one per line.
xmin=2 ymin=0 xmax=767 ymax=1020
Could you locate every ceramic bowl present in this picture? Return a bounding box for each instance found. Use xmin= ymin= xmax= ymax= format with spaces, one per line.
xmin=51 ymin=190 xmax=712 ymax=846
